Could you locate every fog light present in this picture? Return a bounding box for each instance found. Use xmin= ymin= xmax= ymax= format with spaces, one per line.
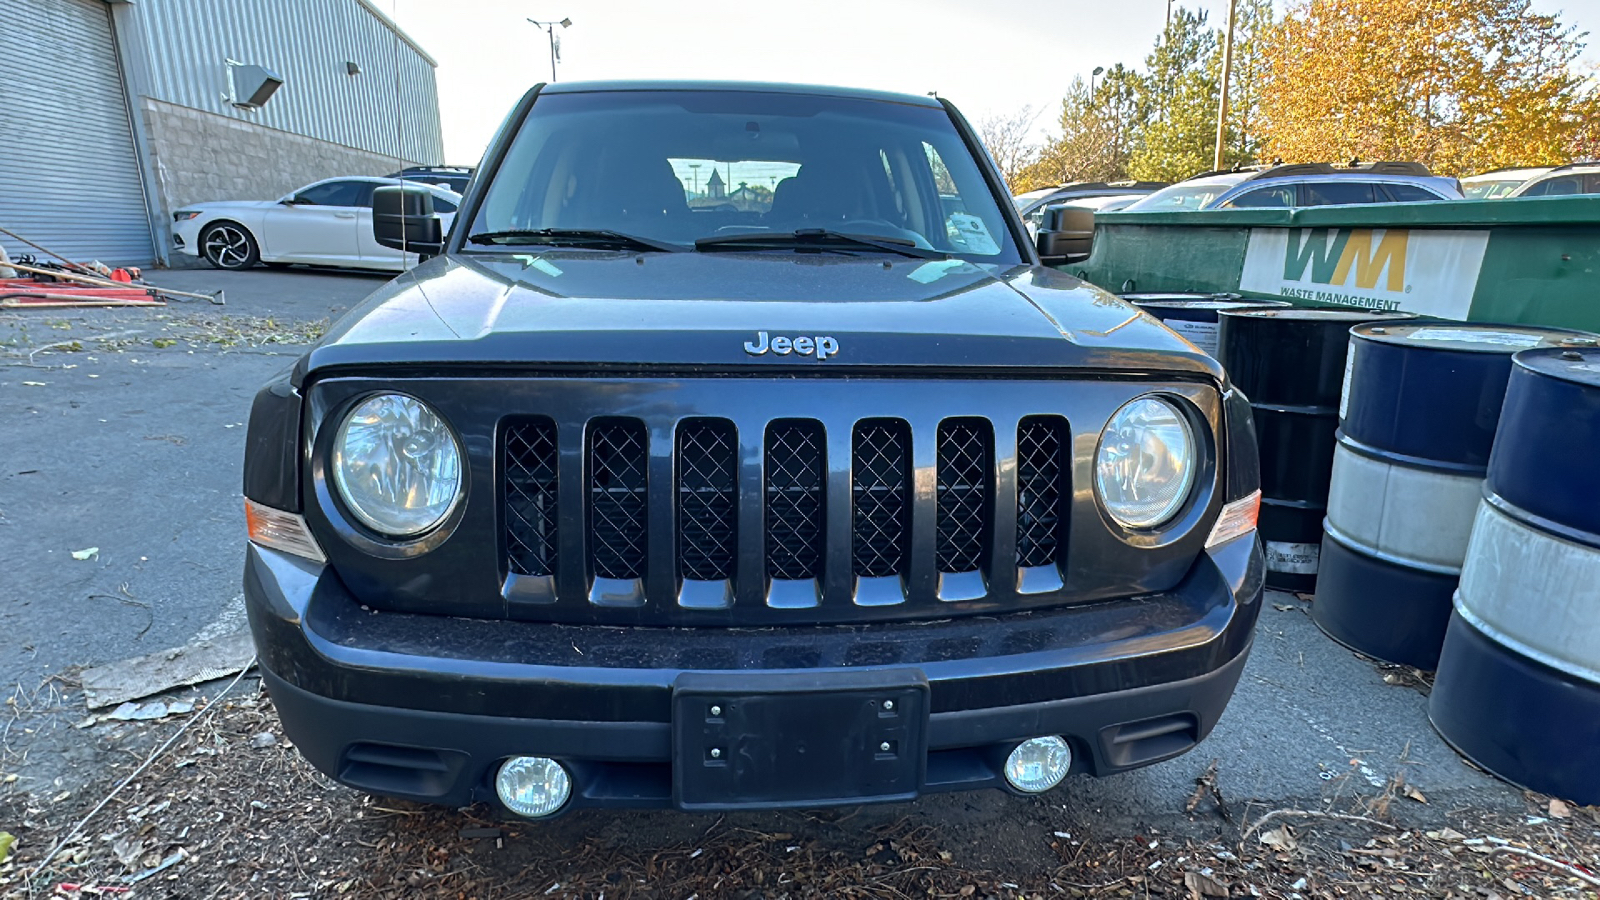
xmin=1004 ymin=736 xmax=1072 ymax=793
xmin=495 ymin=757 xmax=571 ymax=818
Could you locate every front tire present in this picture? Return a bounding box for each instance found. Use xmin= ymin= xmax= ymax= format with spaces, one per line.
xmin=200 ymin=222 xmax=259 ymax=270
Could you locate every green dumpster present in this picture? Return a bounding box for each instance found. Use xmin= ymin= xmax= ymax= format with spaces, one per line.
xmin=1072 ymin=196 xmax=1600 ymax=332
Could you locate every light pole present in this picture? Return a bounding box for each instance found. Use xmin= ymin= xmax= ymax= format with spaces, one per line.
xmin=1090 ymin=65 xmax=1105 ymax=100
xmin=526 ymin=17 xmax=571 ymax=82
xmin=1212 ymin=0 xmax=1237 ymax=171
xmin=688 ymin=163 xmax=701 ymax=195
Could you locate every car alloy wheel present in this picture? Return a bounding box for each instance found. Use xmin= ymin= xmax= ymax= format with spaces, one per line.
xmin=201 ymin=223 xmax=258 ymax=270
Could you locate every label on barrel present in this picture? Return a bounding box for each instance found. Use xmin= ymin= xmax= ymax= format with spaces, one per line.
xmin=1166 ymin=320 xmax=1220 ymax=356
xmin=1265 ymin=541 xmax=1321 ymax=575
xmin=1407 ymin=328 xmax=1545 ymax=349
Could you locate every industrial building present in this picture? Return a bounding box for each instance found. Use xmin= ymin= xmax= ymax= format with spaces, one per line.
xmin=0 ymin=0 xmax=445 ymax=265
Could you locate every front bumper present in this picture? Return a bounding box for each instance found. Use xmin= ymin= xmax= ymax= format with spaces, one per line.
xmin=247 ymin=535 xmax=1263 ymax=814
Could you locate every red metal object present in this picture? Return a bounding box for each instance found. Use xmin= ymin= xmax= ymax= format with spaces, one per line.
xmin=0 ymin=277 xmax=162 ymax=307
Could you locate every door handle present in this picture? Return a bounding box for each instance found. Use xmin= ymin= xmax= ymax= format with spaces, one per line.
xmin=334 ymin=211 xmax=357 ymax=219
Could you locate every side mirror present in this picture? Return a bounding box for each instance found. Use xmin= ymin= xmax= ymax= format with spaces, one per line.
xmin=1034 ymin=205 xmax=1097 ymax=266
xmin=279 ymin=196 xmax=301 ymax=206
xmin=372 ymin=185 xmax=444 ymax=257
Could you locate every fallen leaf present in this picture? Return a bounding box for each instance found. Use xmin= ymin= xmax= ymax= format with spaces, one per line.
xmin=1259 ymin=825 xmax=1298 ymax=853
xmin=0 ymin=831 xmax=13 ymax=864
xmin=1184 ymin=870 xmax=1231 ymax=898
xmin=70 ymin=547 xmax=99 ymax=561
xmin=1404 ymin=784 xmax=1427 ymax=803
xmin=1548 ymin=797 xmax=1571 ymax=819
xmin=1426 ymin=827 xmax=1468 ymax=841
xmin=22 ymin=381 xmax=46 ymax=387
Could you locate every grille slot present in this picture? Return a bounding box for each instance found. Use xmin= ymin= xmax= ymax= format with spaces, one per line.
xmin=1016 ymin=416 xmax=1068 ymax=568
xmin=852 ymin=419 xmax=912 ymax=578
xmin=588 ymin=420 xmax=648 ymax=579
xmin=765 ymin=420 xmax=825 ymax=579
xmin=677 ymin=420 xmax=737 ymax=581
xmin=936 ymin=418 xmax=991 ymax=573
xmin=504 ymin=419 xmax=558 ymax=577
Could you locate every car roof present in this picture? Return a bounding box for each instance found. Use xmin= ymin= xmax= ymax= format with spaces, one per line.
xmin=538 ymin=79 xmax=945 ymax=108
xmin=305 ymin=176 xmax=461 ymax=198
xmin=1463 ymin=167 xmax=1554 ymax=181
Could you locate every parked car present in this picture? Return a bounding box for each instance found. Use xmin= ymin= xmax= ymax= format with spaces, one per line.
xmin=171 ymin=177 xmax=460 ymax=271
xmin=242 ymin=80 xmax=1265 ymax=821
xmin=1461 ymin=166 xmax=1555 ymax=199
xmin=1123 ymin=162 xmax=1462 ymax=211
xmin=1014 ymin=181 xmax=1167 ymax=233
xmin=389 ymin=165 xmax=475 ymax=194
xmin=1507 ymin=162 xmax=1600 ymax=198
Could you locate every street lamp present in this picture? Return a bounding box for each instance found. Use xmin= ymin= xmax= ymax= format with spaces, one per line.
xmin=526 ymin=17 xmax=571 ymax=83
xmin=1090 ymin=65 xmax=1105 ymax=98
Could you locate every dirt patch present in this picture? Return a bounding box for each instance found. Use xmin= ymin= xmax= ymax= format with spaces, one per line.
xmin=2 ymin=687 xmax=1596 ymax=899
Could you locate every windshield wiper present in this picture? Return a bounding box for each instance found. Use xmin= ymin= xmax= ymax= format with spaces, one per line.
xmin=467 ymin=229 xmax=685 ymax=253
xmin=694 ymin=229 xmax=947 ymax=260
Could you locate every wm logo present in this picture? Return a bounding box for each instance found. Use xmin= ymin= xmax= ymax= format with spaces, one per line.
xmin=1283 ymin=228 xmax=1407 ymax=292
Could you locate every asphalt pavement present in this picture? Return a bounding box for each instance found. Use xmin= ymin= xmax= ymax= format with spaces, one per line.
xmin=0 ymin=264 xmax=1524 ymax=840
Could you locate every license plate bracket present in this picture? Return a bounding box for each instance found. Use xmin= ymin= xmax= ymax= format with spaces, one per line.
xmin=672 ymin=669 xmax=928 ymax=810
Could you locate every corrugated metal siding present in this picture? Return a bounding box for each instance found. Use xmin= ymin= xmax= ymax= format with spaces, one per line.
xmin=0 ymin=0 xmax=156 ymax=264
xmin=122 ymin=0 xmax=443 ymax=164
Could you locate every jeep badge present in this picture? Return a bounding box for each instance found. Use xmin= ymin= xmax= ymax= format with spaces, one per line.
xmin=744 ymin=331 xmax=838 ymax=360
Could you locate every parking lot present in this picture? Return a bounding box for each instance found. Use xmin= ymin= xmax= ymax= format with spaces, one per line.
xmin=4 ymin=268 xmax=1595 ymax=898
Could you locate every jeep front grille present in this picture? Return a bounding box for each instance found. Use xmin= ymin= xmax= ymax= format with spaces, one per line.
xmin=587 ymin=420 xmax=648 ymax=580
xmin=677 ymin=420 xmax=737 ymax=581
xmin=494 ymin=405 xmax=1103 ymax=623
xmin=851 ymin=419 xmax=911 ymax=579
xmin=504 ymin=418 xmax=558 ymax=577
xmin=764 ymin=420 xmax=825 ymax=580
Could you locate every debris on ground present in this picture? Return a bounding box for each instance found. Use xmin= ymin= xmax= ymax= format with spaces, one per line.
xmin=3 ymin=693 xmax=1597 ymax=899
xmin=80 ymin=631 xmax=255 ymax=709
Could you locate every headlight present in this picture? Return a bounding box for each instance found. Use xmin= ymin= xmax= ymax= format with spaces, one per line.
xmin=173 ymin=210 xmax=201 ymax=221
xmin=332 ymin=393 xmax=462 ymax=537
xmin=1094 ymin=396 xmax=1197 ymax=529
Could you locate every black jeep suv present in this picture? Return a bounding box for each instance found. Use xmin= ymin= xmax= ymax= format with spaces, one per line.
xmin=242 ymin=81 xmax=1264 ymax=819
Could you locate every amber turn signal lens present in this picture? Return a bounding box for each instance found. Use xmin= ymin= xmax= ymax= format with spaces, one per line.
xmin=245 ymin=498 xmax=327 ymax=563
xmin=1205 ymin=489 xmax=1260 ymax=549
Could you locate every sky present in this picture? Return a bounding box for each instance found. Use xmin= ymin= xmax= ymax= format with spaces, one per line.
xmin=383 ymin=0 xmax=1600 ymax=165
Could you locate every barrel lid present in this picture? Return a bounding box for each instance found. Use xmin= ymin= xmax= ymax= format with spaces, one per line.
xmin=1513 ymin=346 xmax=1600 ymax=387
xmin=1218 ymin=307 xmax=1416 ymax=322
xmin=1351 ymin=323 xmax=1599 ymax=354
xmin=1130 ymin=298 xmax=1291 ymax=311
xmin=1120 ymin=292 xmax=1241 ymax=302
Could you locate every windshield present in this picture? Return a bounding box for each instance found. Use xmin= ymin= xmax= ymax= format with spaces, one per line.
xmin=1462 ymin=179 xmax=1526 ymax=200
xmin=468 ymin=90 xmax=1020 ymax=262
xmin=1124 ymin=177 xmax=1248 ymax=211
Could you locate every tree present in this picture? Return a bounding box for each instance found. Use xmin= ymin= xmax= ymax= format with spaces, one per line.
xmin=1127 ymin=7 xmax=1224 ymax=181
xmin=1260 ymin=0 xmax=1600 ymax=174
xmin=976 ymin=106 xmax=1043 ymax=191
xmin=1017 ymin=74 xmax=1138 ymax=189
xmin=1225 ymin=0 xmax=1277 ymax=164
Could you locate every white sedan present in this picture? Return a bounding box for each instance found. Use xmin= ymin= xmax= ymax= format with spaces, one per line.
xmin=171 ymin=176 xmax=459 ymax=272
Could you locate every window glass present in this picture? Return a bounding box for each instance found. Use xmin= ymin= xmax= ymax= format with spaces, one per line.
xmin=1303 ymin=181 xmax=1377 ymax=205
xmin=1463 ymin=180 xmax=1521 ymax=199
xmin=432 ymin=195 xmax=458 ymax=213
xmin=1379 ymin=183 xmax=1438 ymax=202
xmin=1225 ymin=186 xmax=1294 ymax=208
xmin=1124 ymin=178 xmax=1245 ymax=211
xmin=1519 ymin=176 xmax=1581 ymax=197
xmin=470 ymin=90 xmax=1021 ymax=261
xmin=295 ymin=180 xmax=367 ymax=207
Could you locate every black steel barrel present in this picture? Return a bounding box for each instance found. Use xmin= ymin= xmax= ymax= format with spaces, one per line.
xmin=1216 ymin=308 xmax=1414 ymax=592
xmin=1124 ymin=294 xmax=1290 ymax=357
xmin=1430 ymin=346 xmax=1600 ymax=805
xmin=1315 ymin=325 xmax=1597 ymax=668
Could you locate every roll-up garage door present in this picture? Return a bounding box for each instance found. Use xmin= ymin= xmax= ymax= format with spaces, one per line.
xmin=0 ymin=0 xmax=155 ymax=265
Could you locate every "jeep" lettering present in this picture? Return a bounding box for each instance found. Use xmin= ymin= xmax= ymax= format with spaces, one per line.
xmin=743 ymin=331 xmax=838 ymax=360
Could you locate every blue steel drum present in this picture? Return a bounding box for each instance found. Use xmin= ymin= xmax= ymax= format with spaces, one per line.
xmin=1124 ymin=294 xmax=1289 ymax=357
xmin=1217 ymin=308 xmax=1414 ymax=592
xmin=1315 ymin=324 xmax=1598 ymax=669
xmin=1431 ymin=346 xmax=1600 ymax=805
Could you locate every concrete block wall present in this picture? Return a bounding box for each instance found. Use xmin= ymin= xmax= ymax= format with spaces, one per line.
xmin=142 ymin=97 xmax=427 ymax=218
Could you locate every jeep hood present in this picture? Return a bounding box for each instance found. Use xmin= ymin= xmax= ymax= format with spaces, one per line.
xmin=297 ymin=251 xmax=1221 ymax=381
